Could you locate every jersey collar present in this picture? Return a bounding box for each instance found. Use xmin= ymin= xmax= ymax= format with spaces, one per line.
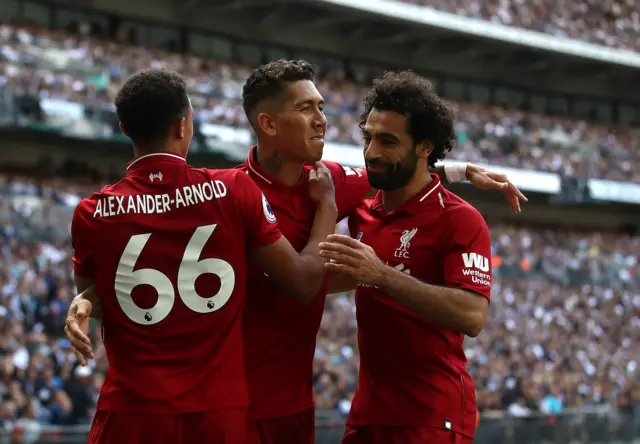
xmin=126 ymin=152 xmax=187 ymax=171
xmin=244 ymin=146 xmax=307 ymax=189
xmin=370 ymin=174 xmax=443 ymax=216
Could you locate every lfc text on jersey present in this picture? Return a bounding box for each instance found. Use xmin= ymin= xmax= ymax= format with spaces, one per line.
xmin=93 ymin=181 xmax=227 ymax=218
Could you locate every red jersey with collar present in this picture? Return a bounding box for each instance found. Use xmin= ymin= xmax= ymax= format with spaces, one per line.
xmin=347 ymin=175 xmax=492 ymax=439
xmin=237 ymin=147 xmax=371 ymax=420
xmin=71 ymin=153 xmax=282 ymax=413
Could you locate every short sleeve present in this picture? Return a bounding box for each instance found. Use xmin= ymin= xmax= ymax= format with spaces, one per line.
xmin=323 ymin=162 xmax=371 ymax=219
xmin=442 ymin=206 xmax=492 ymax=300
xmin=71 ymin=200 xmax=96 ymax=278
xmin=234 ymin=172 xmax=282 ymax=249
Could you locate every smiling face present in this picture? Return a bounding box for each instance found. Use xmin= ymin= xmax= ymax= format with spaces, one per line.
xmin=363 ymin=108 xmax=431 ymax=191
xmin=258 ymin=80 xmax=327 ymax=163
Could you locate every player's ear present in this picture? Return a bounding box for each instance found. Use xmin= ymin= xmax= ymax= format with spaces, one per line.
xmin=416 ymin=141 xmax=434 ymax=159
xmin=256 ymin=112 xmax=277 ymax=137
xmin=119 ymin=122 xmax=129 ymax=138
xmin=177 ymin=117 xmax=186 ymax=140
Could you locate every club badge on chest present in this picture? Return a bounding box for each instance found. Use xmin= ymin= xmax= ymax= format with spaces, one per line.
xmin=394 ymin=228 xmax=418 ymax=259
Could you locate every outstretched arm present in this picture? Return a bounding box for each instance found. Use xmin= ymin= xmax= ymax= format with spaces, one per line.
xmin=431 ymin=163 xmax=528 ymax=213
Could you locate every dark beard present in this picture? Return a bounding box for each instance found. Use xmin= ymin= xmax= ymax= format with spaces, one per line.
xmin=366 ymin=150 xmax=417 ymax=191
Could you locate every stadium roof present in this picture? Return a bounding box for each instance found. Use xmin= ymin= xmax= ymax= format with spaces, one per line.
xmin=57 ymin=0 xmax=640 ymax=101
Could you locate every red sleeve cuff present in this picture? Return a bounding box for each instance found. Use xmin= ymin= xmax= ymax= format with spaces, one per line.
xmin=455 ymin=282 xmax=491 ymax=302
xmin=251 ymin=229 xmax=283 ymax=249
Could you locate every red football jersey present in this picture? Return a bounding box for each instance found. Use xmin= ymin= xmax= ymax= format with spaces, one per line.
xmin=238 ymin=147 xmax=371 ymax=420
xmin=347 ymin=174 xmax=492 ymax=439
xmin=72 ymin=153 xmax=282 ymax=414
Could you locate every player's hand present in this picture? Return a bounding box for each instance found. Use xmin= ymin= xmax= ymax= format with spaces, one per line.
xmin=320 ymin=234 xmax=386 ymax=286
xmin=466 ymin=164 xmax=528 ymax=214
xmin=308 ymin=162 xmax=336 ymax=208
xmin=64 ymin=298 xmax=94 ymax=366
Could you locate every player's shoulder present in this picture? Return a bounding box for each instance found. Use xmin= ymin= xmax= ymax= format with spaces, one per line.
xmin=72 ymin=182 xmax=119 ymax=227
xmin=75 ymin=181 xmax=118 ymax=210
xmin=320 ymin=160 xmax=364 ymax=179
xmin=440 ymin=188 xmax=488 ymax=232
xmin=233 ymin=163 xmax=249 ymax=174
xmin=191 ymin=166 xmax=251 ymax=184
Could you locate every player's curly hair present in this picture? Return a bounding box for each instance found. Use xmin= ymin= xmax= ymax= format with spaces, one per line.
xmin=358 ymin=71 xmax=456 ymax=167
xmin=115 ymin=69 xmax=190 ymax=147
xmin=242 ymin=59 xmax=316 ymax=124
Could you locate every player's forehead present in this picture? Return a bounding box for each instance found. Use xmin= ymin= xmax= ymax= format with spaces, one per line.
xmin=363 ymin=109 xmax=408 ymax=139
xmin=284 ymin=80 xmax=324 ymax=108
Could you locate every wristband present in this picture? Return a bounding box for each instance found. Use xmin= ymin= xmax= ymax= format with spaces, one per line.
xmin=444 ymin=162 xmax=469 ymax=183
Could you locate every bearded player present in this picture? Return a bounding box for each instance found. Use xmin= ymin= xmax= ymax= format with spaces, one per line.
xmin=66 ymin=61 xmax=523 ymax=443
xmin=70 ymin=68 xmax=338 ymax=444
xmin=320 ymin=71 xmax=489 ymax=444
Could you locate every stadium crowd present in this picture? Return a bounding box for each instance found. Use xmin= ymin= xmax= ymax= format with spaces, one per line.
xmin=1 ymin=23 xmax=639 ymax=182
xmin=0 ymin=174 xmax=638 ymax=431
xmin=0 ymin=10 xmax=639 ymax=434
xmin=398 ymin=0 xmax=640 ymax=52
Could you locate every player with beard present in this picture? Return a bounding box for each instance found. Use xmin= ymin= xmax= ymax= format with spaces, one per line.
xmin=320 ymin=71 xmax=490 ymax=444
xmin=65 ymin=62 xmax=522 ymax=444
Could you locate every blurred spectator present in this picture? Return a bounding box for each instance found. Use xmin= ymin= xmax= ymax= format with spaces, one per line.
xmin=398 ymin=0 xmax=640 ymax=52
xmin=540 ymin=386 xmax=564 ymax=415
xmin=0 ymin=17 xmax=638 ymax=432
xmin=0 ymin=23 xmax=639 ymax=182
xmin=0 ymin=169 xmax=638 ymax=431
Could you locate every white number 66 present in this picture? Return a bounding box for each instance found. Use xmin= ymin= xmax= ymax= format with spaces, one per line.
xmin=114 ymin=224 xmax=235 ymax=325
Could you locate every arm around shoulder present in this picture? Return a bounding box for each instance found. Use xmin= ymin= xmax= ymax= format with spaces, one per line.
xmin=249 ymin=199 xmax=338 ymax=304
xmin=239 ymin=165 xmax=339 ymax=304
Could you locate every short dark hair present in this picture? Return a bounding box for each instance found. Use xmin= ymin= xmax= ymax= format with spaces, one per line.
xmin=242 ymin=60 xmax=316 ymax=124
xmin=115 ymin=69 xmax=190 ymax=147
xmin=358 ymin=71 xmax=456 ymax=167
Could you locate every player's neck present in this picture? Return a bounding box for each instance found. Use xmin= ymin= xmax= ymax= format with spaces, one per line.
xmin=133 ymin=145 xmax=185 ymax=159
xmin=382 ymin=173 xmax=433 ymax=213
xmin=255 ymin=146 xmax=303 ymax=187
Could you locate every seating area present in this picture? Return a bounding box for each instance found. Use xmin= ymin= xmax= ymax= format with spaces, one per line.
xmin=1 ymin=23 xmax=639 ymax=182
xmin=397 ymin=0 xmax=640 ymax=51
xmin=0 ymin=175 xmax=638 ymax=426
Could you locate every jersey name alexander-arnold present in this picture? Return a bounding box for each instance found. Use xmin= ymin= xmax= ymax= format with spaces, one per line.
xmin=92 ymin=180 xmax=227 ymax=218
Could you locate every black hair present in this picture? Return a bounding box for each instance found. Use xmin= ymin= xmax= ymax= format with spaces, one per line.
xmin=242 ymin=59 xmax=316 ymax=126
xmin=358 ymin=70 xmax=456 ymax=167
xmin=115 ymin=68 xmax=190 ymax=147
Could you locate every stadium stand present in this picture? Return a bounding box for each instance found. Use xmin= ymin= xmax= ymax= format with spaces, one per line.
xmin=1 ymin=173 xmax=638 ymax=442
xmin=398 ymin=0 xmax=640 ymax=51
xmin=0 ymin=23 xmax=639 ymax=182
xmin=0 ymin=0 xmax=639 ymax=442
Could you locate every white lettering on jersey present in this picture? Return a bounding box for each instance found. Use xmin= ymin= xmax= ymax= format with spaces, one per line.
xmin=93 ymin=180 xmax=228 ymax=218
xmin=462 ymin=252 xmax=489 ymax=272
xmin=394 ymin=228 xmax=418 ymax=259
xmin=461 ymin=252 xmax=491 ymax=286
xmin=342 ymin=166 xmax=364 ymax=177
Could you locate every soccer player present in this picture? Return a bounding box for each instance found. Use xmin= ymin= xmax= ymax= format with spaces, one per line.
xmin=71 ymin=68 xmax=339 ymax=444
xmin=319 ymin=71 xmax=490 ymax=444
xmin=66 ymin=61 xmax=524 ymax=444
